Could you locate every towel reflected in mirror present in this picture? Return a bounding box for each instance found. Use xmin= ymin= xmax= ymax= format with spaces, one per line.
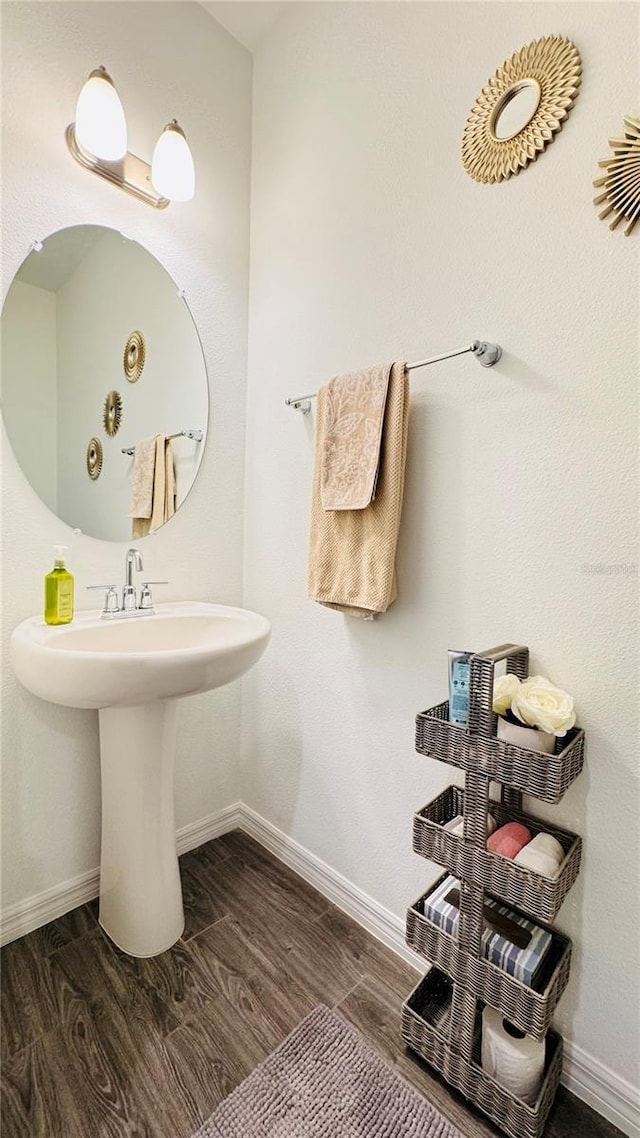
xmin=130 ymin=435 xmax=176 ymax=538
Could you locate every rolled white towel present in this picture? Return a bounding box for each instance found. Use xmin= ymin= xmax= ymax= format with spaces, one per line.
xmin=444 ymin=813 xmax=497 ymax=837
xmin=527 ymin=832 xmax=564 ymax=863
xmin=514 ymin=832 xmax=563 ymax=879
xmin=514 ymin=846 xmax=560 ymax=878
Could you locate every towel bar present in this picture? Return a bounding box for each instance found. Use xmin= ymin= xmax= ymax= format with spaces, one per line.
xmin=285 ymin=340 xmax=502 ymax=414
xmin=121 ymin=429 xmax=203 ymax=456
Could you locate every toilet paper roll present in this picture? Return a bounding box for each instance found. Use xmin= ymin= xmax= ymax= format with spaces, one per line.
xmin=481 ymin=1006 xmax=546 ymax=1104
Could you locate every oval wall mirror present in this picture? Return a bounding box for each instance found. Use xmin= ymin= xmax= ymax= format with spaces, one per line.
xmin=0 ymin=225 xmax=208 ymax=541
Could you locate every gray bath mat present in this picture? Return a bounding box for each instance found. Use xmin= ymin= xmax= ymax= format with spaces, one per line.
xmin=193 ymin=1004 xmax=462 ymax=1137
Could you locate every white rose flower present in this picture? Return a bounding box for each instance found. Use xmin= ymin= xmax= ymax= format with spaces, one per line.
xmin=511 ymin=675 xmax=576 ymax=737
xmin=492 ymin=673 xmax=521 ymax=716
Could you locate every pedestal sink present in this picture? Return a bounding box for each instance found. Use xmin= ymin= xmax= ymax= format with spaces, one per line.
xmin=11 ymin=602 xmax=270 ymax=957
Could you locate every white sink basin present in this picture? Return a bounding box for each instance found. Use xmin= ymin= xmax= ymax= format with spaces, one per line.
xmin=11 ymin=601 xmax=271 ymax=709
xmin=11 ymin=600 xmax=270 ymax=959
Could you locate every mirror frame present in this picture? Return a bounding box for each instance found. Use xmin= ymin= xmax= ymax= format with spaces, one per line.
xmin=593 ymin=114 xmax=640 ymax=237
xmin=461 ymin=35 xmax=582 ymax=184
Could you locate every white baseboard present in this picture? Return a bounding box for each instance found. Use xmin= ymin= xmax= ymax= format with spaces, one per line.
xmin=176 ymin=801 xmax=244 ymax=857
xmin=562 ymin=1041 xmax=640 ymax=1138
xmin=2 ymin=801 xmax=637 ymax=1138
xmin=0 ymin=865 xmax=102 ymax=948
xmin=0 ymin=801 xmax=243 ymax=947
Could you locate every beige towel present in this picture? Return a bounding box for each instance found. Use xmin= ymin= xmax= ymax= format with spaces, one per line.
xmin=163 ymin=439 xmax=176 ymax=526
xmin=308 ymin=362 xmax=409 ymax=618
xmin=131 ymin=436 xmax=176 ymax=538
xmin=321 ymin=364 xmax=391 ymax=510
xmin=129 ymin=435 xmax=156 ymax=520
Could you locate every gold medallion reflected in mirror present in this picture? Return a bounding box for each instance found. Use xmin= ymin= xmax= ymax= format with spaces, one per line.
xmin=593 ymin=116 xmax=640 ymax=236
xmin=124 ymin=330 xmax=146 ymax=382
xmin=462 ymin=36 xmax=582 ymax=183
xmin=103 ymin=389 xmax=123 ymax=436
xmin=86 ymin=437 xmax=103 ymax=480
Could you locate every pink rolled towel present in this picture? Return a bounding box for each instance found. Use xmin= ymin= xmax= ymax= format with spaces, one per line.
xmin=487 ymin=822 xmax=531 ymax=860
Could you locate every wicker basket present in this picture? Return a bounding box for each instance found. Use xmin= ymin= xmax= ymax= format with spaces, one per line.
xmin=401 ymin=969 xmax=563 ymax=1138
xmin=415 ymin=701 xmax=584 ymax=804
xmin=406 ymin=875 xmax=571 ymax=1038
xmin=404 ymin=646 xmax=579 ymax=1132
xmin=412 ymin=785 xmax=582 ymax=923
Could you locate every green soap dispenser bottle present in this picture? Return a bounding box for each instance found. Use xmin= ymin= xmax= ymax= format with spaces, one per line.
xmin=44 ymin=545 xmax=74 ymax=625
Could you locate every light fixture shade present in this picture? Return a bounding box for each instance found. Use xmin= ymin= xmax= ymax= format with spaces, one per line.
xmin=75 ymin=67 xmax=127 ymax=161
xmin=151 ymin=121 xmax=195 ymax=202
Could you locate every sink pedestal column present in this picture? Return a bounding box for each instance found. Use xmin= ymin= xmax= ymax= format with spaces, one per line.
xmin=98 ymin=701 xmax=184 ymax=957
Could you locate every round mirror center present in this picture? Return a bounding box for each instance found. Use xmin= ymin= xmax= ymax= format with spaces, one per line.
xmin=1 ymin=225 xmax=209 ymax=542
xmin=490 ymin=79 xmax=542 ymax=141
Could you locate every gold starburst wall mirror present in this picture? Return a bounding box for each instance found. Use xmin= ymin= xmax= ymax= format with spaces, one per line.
xmin=103 ymin=389 xmax=123 ymax=436
xmin=124 ymin=330 xmax=146 ymax=382
xmin=462 ymin=36 xmax=582 ymax=183
xmin=593 ymin=116 xmax=640 ymax=236
xmin=86 ymin=437 xmax=103 ymax=480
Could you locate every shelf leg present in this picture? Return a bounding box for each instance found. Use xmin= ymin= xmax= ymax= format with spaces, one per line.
xmin=449 ymin=983 xmax=478 ymax=1064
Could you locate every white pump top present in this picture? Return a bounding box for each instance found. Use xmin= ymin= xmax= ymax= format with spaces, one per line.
xmin=53 ymin=545 xmax=69 ymax=564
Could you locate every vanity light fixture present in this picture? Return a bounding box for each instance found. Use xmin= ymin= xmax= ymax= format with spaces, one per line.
xmin=74 ymin=66 xmax=127 ymax=160
xmin=152 ymin=121 xmax=196 ymax=203
xmin=66 ymin=67 xmax=195 ymax=209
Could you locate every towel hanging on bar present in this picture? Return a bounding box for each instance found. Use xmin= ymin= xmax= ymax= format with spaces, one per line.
xmin=308 ymin=362 xmax=410 ymax=619
xmin=285 ymin=340 xmax=502 ymax=413
xmin=129 ymin=435 xmax=176 ymax=538
xmin=321 ymin=363 xmax=391 ymax=510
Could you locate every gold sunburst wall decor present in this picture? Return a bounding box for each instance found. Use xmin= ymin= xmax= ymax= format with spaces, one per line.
xmin=593 ymin=116 xmax=640 ymax=236
xmin=462 ymin=36 xmax=582 ymax=184
xmin=86 ymin=437 xmax=103 ymax=480
xmin=103 ymin=389 xmax=123 ymax=436
xmin=124 ymin=330 xmax=146 ymax=382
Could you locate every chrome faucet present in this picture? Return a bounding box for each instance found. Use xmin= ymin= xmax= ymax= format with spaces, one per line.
xmin=87 ymin=549 xmax=168 ymax=618
xmin=123 ymin=548 xmax=143 ymax=611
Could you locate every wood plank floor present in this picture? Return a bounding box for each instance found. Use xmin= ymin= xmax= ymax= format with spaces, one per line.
xmin=1 ymin=830 xmax=624 ymax=1138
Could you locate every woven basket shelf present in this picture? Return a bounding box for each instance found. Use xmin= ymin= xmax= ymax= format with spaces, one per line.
xmin=403 ymin=644 xmax=584 ymax=1135
xmin=406 ymin=875 xmax=572 ymax=1038
xmin=415 ymin=701 xmax=584 ymax=804
xmin=402 ymin=968 xmax=564 ymax=1138
xmin=413 ymin=785 xmax=582 ymax=923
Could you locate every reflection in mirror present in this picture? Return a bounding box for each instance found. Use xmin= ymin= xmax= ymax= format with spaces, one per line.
xmin=490 ymin=79 xmax=541 ymax=141
xmin=1 ymin=225 xmax=208 ymax=541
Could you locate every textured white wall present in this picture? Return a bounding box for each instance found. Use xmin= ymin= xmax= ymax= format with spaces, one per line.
xmin=243 ymin=1 xmax=639 ymax=1087
xmin=1 ymin=2 xmax=252 ymax=909
xmin=1 ymin=280 xmax=58 ymax=514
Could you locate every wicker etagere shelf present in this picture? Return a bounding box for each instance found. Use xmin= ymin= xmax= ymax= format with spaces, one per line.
xmin=401 ymin=644 xmax=584 ymax=1138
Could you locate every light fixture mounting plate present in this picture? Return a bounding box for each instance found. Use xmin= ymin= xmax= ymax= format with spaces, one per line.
xmin=66 ymin=125 xmax=170 ymax=210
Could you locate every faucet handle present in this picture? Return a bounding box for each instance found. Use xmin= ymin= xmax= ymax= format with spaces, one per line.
xmin=139 ymin=581 xmax=168 ymax=610
xmin=87 ymin=585 xmax=119 ymax=614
